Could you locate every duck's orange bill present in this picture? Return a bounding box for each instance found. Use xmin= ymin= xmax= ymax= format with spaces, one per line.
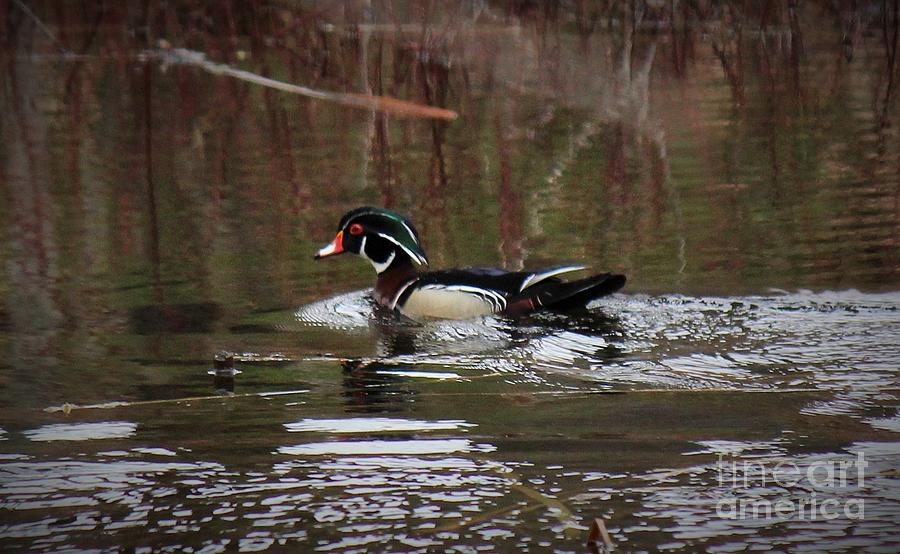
xmin=314 ymin=230 xmax=344 ymax=259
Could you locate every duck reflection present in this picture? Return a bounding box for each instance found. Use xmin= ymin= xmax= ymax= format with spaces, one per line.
xmin=373 ymin=305 xmax=625 ymax=359
xmin=340 ymin=358 xmax=417 ymax=413
xmin=340 ymin=305 xmax=626 ymax=412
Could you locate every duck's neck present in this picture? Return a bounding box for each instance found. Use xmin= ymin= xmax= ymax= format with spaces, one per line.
xmin=374 ymin=258 xmax=419 ymax=309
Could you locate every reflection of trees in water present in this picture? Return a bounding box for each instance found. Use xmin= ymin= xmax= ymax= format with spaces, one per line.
xmin=2 ymin=0 xmax=899 ymax=353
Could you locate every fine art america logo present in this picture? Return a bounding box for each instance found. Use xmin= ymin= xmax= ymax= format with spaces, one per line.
xmin=715 ymin=453 xmax=867 ymax=520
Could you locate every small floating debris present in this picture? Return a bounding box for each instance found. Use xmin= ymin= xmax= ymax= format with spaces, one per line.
xmin=208 ymin=351 xmax=242 ymax=394
xmin=49 ymin=401 xmax=130 ymax=414
xmin=209 ymin=351 xmax=242 ymax=375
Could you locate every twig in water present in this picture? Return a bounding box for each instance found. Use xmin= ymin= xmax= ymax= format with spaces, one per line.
xmin=44 ymin=389 xmax=309 ymax=414
xmin=44 ymin=386 xmax=837 ymax=414
xmin=424 ymin=478 xmax=583 ymax=539
xmin=587 ymin=517 xmax=615 ymax=552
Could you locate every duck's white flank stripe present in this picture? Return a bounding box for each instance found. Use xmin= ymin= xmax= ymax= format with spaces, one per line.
xmin=389 ymin=278 xmax=419 ymax=309
xmin=519 ymin=265 xmax=586 ymax=292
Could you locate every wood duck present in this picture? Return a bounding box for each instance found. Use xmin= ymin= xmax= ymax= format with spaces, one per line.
xmin=314 ymin=207 xmax=626 ymax=320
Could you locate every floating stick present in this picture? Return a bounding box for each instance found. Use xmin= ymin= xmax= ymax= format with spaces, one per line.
xmin=44 ymin=389 xmax=310 ymax=414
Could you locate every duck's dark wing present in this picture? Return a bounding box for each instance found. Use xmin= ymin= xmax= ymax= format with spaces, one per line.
xmin=414 ymin=265 xmax=587 ymax=295
xmin=504 ymin=272 xmax=627 ymax=316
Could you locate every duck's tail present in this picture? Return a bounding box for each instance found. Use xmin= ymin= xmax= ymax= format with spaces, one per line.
xmin=503 ymin=273 xmax=626 ymax=316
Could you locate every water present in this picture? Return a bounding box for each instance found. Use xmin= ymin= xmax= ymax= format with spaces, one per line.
xmin=2 ymin=2 xmax=900 ymax=552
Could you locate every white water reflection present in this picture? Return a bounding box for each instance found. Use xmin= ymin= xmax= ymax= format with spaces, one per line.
xmin=567 ymin=441 xmax=900 ymax=551
xmin=865 ymin=416 xmax=900 ymax=433
xmin=373 ymin=370 xmax=464 ymax=380
xmin=314 ymin=456 xmax=512 ymax=473
xmin=0 ymin=459 xmax=224 ymax=515
xmin=0 ymin=292 xmax=895 ymax=551
xmin=278 ymin=439 xmax=495 ymax=456
xmin=23 ymin=421 xmax=137 ymax=442
xmin=684 ymin=439 xmax=790 ymax=458
xmin=285 ymin=418 xmax=476 ymax=434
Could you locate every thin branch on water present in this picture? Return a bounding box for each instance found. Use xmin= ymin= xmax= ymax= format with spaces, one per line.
xmin=145 ymin=48 xmax=458 ymax=121
xmin=44 ymin=386 xmax=837 ymax=414
xmin=44 ymin=389 xmax=310 ymax=414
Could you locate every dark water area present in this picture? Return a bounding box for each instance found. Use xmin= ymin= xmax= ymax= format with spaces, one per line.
xmin=2 ymin=1 xmax=900 ymax=552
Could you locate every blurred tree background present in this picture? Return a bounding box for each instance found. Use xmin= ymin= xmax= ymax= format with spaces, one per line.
xmin=1 ymin=0 xmax=898 ymax=336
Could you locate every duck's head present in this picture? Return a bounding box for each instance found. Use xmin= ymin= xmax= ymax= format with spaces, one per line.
xmin=314 ymin=207 xmax=428 ymax=273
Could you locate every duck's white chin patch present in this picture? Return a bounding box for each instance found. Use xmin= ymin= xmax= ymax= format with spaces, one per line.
xmin=370 ymin=250 xmax=396 ymax=274
xmin=360 ymin=236 xmax=396 ymax=274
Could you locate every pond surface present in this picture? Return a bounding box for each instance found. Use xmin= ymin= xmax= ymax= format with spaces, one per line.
xmin=2 ymin=2 xmax=900 ymax=552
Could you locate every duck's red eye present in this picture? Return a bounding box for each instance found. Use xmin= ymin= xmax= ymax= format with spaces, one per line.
xmin=348 ymin=223 xmax=364 ymax=236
